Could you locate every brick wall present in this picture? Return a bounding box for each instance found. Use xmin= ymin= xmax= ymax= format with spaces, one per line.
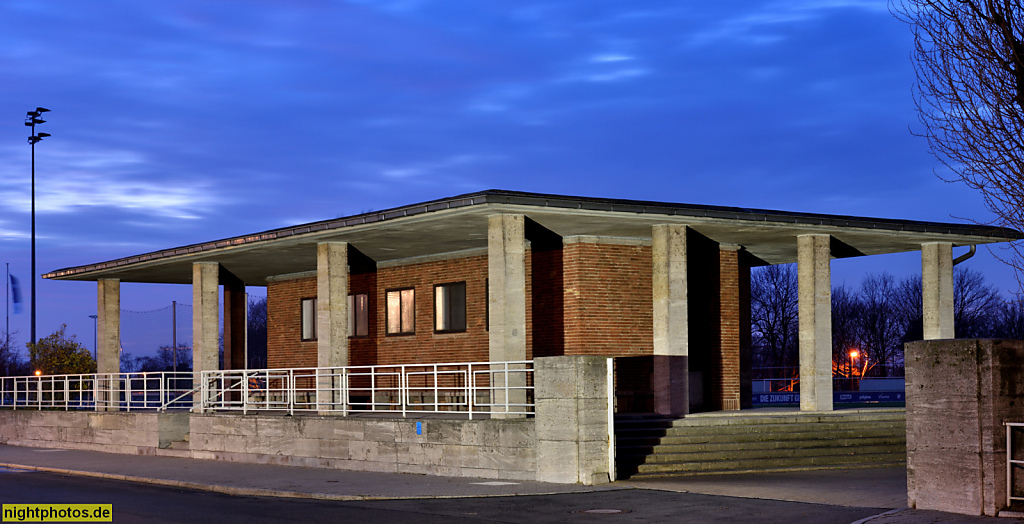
xmin=563 ymin=241 xmax=653 ymax=357
xmin=268 ymin=253 xmax=531 ymax=367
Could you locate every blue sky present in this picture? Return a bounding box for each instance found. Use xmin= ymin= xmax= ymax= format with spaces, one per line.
xmin=0 ymin=0 xmax=1016 ymax=353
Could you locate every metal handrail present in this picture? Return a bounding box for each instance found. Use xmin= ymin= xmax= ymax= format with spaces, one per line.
xmin=0 ymin=361 xmax=534 ymax=418
xmin=1007 ymin=422 xmax=1024 ymax=507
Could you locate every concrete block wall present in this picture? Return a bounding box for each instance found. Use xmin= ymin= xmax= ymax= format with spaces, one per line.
xmin=905 ymin=339 xmax=1024 ymax=516
xmin=0 ymin=411 xmax=188 ymax=455
xmin=535 ymin=355 xmax=613 ymax=485
xmin=188 ymin=414 xmax=536 ymax=480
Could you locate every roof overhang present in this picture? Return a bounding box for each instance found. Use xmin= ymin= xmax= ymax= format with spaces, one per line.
xmin=44 ymin=190 xmax=1023 ymax=285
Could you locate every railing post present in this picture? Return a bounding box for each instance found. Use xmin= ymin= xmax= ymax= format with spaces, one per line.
xmin=401 ymin=365 xmax=407 ymax=418
xmin=341 ymin=367 xmax=348 ymax=417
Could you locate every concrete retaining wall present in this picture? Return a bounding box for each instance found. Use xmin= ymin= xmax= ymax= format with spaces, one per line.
xmin=0 ymin=411 xmax=189 ymax=455
xmin=0 ymin=356 xmax=613 ymax=484
xmin=189 ymin=415 xmax=536 ymax=480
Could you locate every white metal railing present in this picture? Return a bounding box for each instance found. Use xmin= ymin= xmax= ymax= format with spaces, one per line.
xmin=0 ymin=372 xmax=194 ymax=411
xmin=199 ymin=360 xmax=534 ymax=418
xmin=1007 ymin=422 xmax=1024 ymax=507
xmin=0 ymin=360 xmax=534 ymax=419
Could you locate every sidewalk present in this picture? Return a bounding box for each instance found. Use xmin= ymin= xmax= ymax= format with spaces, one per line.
xmin=0 ymin=444 xmax=1018 ymax=523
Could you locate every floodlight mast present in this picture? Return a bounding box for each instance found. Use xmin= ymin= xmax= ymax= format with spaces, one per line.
xmin=25 ymin=107 xmax=50 ymax=346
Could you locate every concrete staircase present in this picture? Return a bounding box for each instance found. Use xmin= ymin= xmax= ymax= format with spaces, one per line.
xmin=615 ymin=409 xmax=906 ymax=479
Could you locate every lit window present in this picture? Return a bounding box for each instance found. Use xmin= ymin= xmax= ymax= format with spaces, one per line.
xmin=348 ymin=293 xmax=369 ymax=337
xmin=386 ymin=288 xmax=415 ymax=335
xmin=434 ymin=282 xmax=466 ymax=333
xmin=301 ymin=297 xmax=317 ymax=341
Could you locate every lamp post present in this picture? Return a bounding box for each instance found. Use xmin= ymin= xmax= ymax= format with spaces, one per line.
xmin=25 ymin=107 xmax=49 ymax=346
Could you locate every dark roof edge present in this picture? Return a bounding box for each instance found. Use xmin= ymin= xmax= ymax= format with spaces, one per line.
xmin=44 ymin=189 xmax=1023 ymax=279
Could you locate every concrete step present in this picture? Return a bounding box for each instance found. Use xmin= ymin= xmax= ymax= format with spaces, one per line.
xmin=633 ymin=442 xmax=904 ymax=464
xmin=616 ymin=421 xmax=905 ymax=439
xmin=631 ymin=451 xmax=905 ymax=476
xmin=153 ymin=447 xmax=192 ymax=459
xmin=616 ymin=426 xmax=905 ymax=447
xmin=627 ymin=459 xmax=907 ymax=479
xmin=616 ymin=435 xmax=906 ymax=457
xmin=166 ymin=440 xmax=190 ymax=451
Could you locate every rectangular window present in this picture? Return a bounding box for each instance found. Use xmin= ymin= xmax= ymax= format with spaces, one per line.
xmin=386 ymin=288 xmax=415 ymax=335
xmin=434 ymin=282 xmax=467 ymax=333
xmin=301 ymin=297 xmax=317 ymax=341
xmin=348 ymin=293 xmax=369 ymax=337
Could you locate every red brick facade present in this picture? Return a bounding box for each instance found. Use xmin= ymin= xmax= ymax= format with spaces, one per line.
xmin=265 ymin=239 xmax=750 ymax=413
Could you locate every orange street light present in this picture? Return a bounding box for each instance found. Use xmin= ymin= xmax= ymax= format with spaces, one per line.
xmin=849 ymin=349 xmax=859 ymax=359
xmin=34 ymin=370 xmax=41 ymax=376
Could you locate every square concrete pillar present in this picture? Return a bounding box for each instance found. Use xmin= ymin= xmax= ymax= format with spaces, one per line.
xmin=797 ymin=234 xmax=832 ymax=412
xmin=220 ymin=268 xmax=246 ymax=371
xmin=905 ymin=339 xmax=1024 ymax=516
xmin=652 ymin=224 xmax=688 ymax=416
xmin=922 ymin=242 xmax=954 ymax=340
xmin=317 ymin=242 xmax=349 ymax=413
xmin=489 ymin=215 xmax=527 ymax=417
xmin=193 ymin=262 xmax=220 ymax=406
xmin=535 ymin=356 xmax=613 ymax=485
xmin=96 ymin=279 xmax=120 ymax=411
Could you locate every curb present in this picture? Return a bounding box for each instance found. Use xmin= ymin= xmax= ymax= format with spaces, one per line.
xmin=0 ymin=461 xmax=624 ymax=502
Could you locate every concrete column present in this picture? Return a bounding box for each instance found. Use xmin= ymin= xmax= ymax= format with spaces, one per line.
xmin=922 ymin=242 xmax=954 ymax=340
xmin=797 ymin=234 xmax=833 ymax=412
xmin=488 ymin=214 xmax=526 ymax=362
xmin=193 ymin=262 xmax=220 ymax=406
xmin=535 ymin=356 xmax=613 ymax=485
xmin=96 ymin=279 xmax=120 ymax=411
xmin=652 ymin=224 xmax=688 ymax=416
xmin=489 ymin=215 xmax=527 ymax=417
xmin=317 ymin=242 xmax=348 ymax=413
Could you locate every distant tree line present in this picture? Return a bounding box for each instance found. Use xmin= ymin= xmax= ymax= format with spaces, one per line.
xmin=752 ymin=265 xmax=1023 ymax=379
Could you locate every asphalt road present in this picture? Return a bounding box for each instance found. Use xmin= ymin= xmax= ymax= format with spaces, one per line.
xmin=0 ymin=468 xmax=887 ymax=524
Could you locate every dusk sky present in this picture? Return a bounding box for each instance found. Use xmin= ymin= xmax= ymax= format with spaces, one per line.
xmin=0 ymin=1 xmax=1018 ymax=354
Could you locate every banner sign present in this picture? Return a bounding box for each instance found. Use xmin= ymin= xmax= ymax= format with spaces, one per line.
xmin=754 ymin=391 xmax=905 ymax=405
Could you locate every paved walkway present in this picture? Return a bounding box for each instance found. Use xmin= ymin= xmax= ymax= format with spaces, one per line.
xmin=0 ymin=444 xmax=1018 ymax=523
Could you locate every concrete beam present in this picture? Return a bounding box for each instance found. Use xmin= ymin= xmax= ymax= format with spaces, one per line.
xmin=922 ymin=242 xmax=954 ymax=340
xmin=652 ymin=224 xmax=688 ymax=416
xmin=797 ymin=234 xmax=833 ymax=412
xmin=96 ymin=279 xmax=120 ymax=411
xmin=193 ymin=262 xmax=220 ymax=406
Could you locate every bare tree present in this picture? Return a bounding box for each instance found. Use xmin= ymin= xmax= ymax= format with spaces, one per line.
xmin=831 ymin=285 xmax=863 ymax=378
xmin=858 ymin=274 xmax=906 ymax=377
xmin=953 ymin=266 xmax=1004 ymax=336
xmin=893 ymin=0 xmax=1024 ymax=268
xmin=750 ymin=264 xmax=799 ymax=372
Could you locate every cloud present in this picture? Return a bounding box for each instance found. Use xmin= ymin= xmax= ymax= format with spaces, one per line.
xmin=0 ymin=143 xmax=221 ymax=220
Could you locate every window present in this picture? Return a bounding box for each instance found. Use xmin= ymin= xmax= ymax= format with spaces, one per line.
xmin=348 ymin=293 xmax=369 ymax=337
xmin=386 ymin=288 xmax=415 ymax=335
xmin=434 ymin=282 xmax=467 ymax=333
xmin=301 ymin=298 xmax=317 ymax=341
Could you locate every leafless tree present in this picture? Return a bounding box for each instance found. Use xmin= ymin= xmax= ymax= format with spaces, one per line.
xmin=953 ymin=266 xmax=1004 ymax=336
xmin=893 ymin=0 xmax=1024 ymax=269
xmin=857 ymin=274 xmax=907 ymax=377
xmin=750 ymin=264 xmax=799 ymax=372
xmin=831 ymin=285 xmax=863 ymax=378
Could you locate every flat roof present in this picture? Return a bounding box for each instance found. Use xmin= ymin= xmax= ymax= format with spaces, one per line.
xmin=44 ymin=189 xmax=1022 ymax=284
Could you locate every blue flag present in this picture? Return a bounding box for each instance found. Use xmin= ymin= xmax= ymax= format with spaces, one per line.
xmin=10 ymin=274 xmax=21 ymax=314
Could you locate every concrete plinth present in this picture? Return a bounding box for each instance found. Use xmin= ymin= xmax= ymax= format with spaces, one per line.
xmin=905 ymin=339 xmax=1024 ymax=516
xmin=797 ymin=234 xmax=832 ymax=412
xmin=535 ymin=356 xmax=613 ymax=485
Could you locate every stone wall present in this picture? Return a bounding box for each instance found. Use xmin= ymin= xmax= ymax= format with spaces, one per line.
xmin=188 ymin=415 xmax=536 ymax=480
xmin=0 ymin=411 xmax=188 ymax=455
xmin=905 ymin=339 xmax=1024 ymax=516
